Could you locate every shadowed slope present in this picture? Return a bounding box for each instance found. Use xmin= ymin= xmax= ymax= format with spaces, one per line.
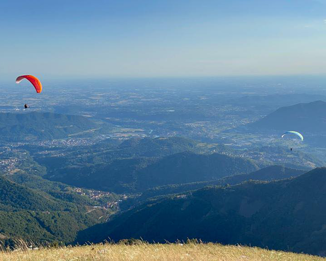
xmin=77 ymin=168 xmax=326 ymax=255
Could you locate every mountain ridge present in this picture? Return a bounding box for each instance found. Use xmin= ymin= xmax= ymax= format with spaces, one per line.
xmin=76 ymin=167 xmax=326 ymax=255
xmin=250 ymin=100 xmax=326 ymax=133
xmin=44 ymin=151 xmax=259 ymax=193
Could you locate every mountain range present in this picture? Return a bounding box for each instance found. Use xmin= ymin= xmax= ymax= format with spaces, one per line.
xmin=134 ymin=165 xmax=305 ymax=205
xmin=77 ymin=168 xmax=326 ymax=256
xmin=42 ymin=151 xmax=259 ymax=193
xmin=250 ymin=101 xmax=326 ymax=133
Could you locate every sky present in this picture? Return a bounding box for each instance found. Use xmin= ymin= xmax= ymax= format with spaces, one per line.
xmin=1 ymin=0 xmax=326 ymax=79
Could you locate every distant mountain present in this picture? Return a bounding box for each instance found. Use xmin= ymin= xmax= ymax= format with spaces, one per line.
xmin=135 ymin=152 xmax=259 ymax=191
xmin=35 ymin=137 xmax=211 ymax=177
xmin=135 ymin=165 xmax=305 ymax=203
xmin=234 ymin=94 xmax=326 ymax=109
xmin=34 ymin=137 xmax=234 ymax=193
xmin=0 ymin=112 xmax=98 ymax=141
xmin=38 ymin=137 xmax=216 ymax=166
xmin=250 ymin=101 xmax=326 ymax=133
xmin=116 ymin=137 xmax=202 ymax=158
xmin=217 ymin=165 xmax=305 ymax=185
xmin=77 ymin=168 xmax=326 ymax=255
xmin=44 ymin=151 xmax=258 ymax=193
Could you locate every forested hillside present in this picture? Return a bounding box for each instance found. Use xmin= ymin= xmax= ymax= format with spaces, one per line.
xmin=77 ymin=168 xmax=326 ymax=256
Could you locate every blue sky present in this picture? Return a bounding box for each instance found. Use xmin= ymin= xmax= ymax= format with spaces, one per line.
xmin=1 ymin=0 xmax=326 ymax=79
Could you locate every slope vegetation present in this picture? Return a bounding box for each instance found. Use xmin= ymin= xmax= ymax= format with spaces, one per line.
xmin=0 ymin=176 xmax=104 ymax=245
xmin=43 ymin=151 xmax=258 ymax=193
xmin=135 ymin=165 xmax=305 ymax=204
xmin=77 ymin=168 xmax=326 ymax=255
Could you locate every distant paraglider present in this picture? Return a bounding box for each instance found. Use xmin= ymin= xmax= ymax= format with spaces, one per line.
xmin=16 ymin=75 xmax=42 ymax=109
xmin=281 ymin=131 xmax=304 ymax=141
xmin=16 ymin=75 xmax=42 ymax=93
xmin=281 ymin=131 xmax=304 ymax=152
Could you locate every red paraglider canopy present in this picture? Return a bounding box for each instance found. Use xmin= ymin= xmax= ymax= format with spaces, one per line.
xmin=16 ymin=75 xmax=42 ymax=93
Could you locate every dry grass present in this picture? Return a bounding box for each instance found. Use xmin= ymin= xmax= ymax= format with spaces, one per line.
xmin=0 ymin=243 xmax=324 ymax=261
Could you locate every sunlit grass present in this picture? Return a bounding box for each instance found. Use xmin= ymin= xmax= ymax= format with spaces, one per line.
xmin=0 ymin=242 xmax=324 ymax=261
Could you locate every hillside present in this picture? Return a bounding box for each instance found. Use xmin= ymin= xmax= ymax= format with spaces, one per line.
xmin=44 ymin=151 xmax=258 ymax=193
xmin=52 ymin=137 xmax=201 ymax=162
xmin=77 ymin=168 xmax=326 ymax=255
xmin=116 ymin=137 xmax=202 ymax=157
xmin=34 ymin=137 xmax=207 ymax=181
xmin=35 ymin=137 xmax=215 ymax=171
xmin=0 ymin=243 xmax=323 ymax=261
xmin=0 ymin=210 xmax=103 ymax=245
xmin=0 ymin=176 xmax=105 ymax=245
xmin=135 ymin=152 xmax=259 ymax=191
xmin=0 ymin=176 xmax=68 ymax=211
xmin=0 ymin=112 xmax=98 ymax=141
xmin=135 ymin=165 xmax=305 ymax=203
xmin=250 ymin=101 xmax=326 ymax=133
xmin=6 ymin=173 xmax=95 ymax=206
xmin=218 ymin=165 xmax=305 ymax=185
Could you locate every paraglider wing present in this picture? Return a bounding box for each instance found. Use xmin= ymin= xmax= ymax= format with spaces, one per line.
xmin=281 ymin=131 xmax=304 ymax=141
xmin=16 ymin=75 xmax=42 ymax=93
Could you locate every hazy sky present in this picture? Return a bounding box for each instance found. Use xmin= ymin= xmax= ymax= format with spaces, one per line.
xmin=1 ymin=0 xmax=326 ymax=79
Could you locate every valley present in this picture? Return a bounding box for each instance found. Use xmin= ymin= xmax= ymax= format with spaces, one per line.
xmin=0 ymin=78 xmax=325 ymax=256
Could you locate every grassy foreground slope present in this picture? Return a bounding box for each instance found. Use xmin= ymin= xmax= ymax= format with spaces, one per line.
xmin=0 ymin=243 xmax=324 ymax=261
